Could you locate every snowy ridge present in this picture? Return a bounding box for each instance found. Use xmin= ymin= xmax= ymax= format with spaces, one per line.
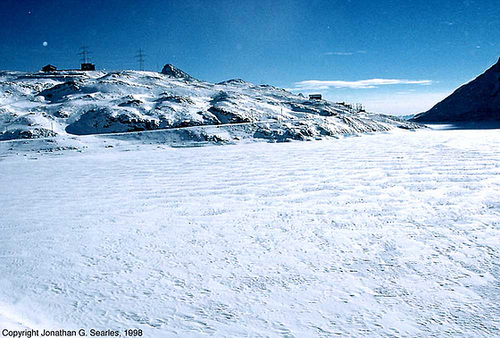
xmin=0 ymin=66 xmax=421 ymax=146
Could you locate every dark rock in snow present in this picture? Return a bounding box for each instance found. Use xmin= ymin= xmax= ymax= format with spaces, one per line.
xmin=37 ymin=81 xmax=82 ymax=102
xmin=66 ymin=108 xmax=160 ymax=135
xmin=216 ymin=79 xmax=252 ymax=86
xmin=161 ymin=64 xmax=196 ymax=81
xmin=0 ymin=128 xmax=57 ymax=141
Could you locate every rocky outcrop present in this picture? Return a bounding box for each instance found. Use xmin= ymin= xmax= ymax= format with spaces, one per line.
xmin=161 ymin=64 xmax=196 ymax=81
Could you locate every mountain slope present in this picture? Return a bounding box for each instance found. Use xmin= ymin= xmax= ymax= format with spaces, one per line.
xmin=413 ymin=58 xmax=500 ymax=122
xmin=0 ymin=66 xmax=421 ymax=144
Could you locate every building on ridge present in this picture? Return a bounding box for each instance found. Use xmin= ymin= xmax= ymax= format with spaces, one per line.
xmin=309 ymin=94 xmax=322 ymax=100
xmin=81 ymin=63 xmax=96 ymax=71
xmin=42 ymin=64 xmax=57 ymax=72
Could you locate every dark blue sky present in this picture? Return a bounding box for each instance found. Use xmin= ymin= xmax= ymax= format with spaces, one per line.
xmin=1 ymin=0 xmax=498 ymax=114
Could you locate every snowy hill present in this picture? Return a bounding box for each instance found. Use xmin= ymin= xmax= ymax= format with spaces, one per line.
xmin=413 ymin=58 xmax=500 ymax=123
xmin=0 ymin=65 xmax=421 ymax=145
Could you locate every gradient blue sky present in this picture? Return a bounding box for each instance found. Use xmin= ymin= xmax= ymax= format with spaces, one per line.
xmin=1 ymin=0 xmax=498 ymax=114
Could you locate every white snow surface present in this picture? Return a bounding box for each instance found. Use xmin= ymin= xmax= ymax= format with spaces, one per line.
xmin=0 ymin=128 xmax=499 ymax=336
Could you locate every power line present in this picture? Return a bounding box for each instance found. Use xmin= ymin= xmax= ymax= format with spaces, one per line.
xmin=135 ymin=49 xmax=146 ymax=71
xmin=78 ymin=45 xmax=92 ymax=64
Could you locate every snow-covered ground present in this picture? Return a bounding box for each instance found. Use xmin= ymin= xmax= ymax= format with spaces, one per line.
xmin=0 ymin=69 xmax=420 ymax=144
xmin=0 ymin=128 xmax=499 ymax=336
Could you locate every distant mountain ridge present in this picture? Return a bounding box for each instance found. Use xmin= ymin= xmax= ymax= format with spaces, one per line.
xmin=413 ymin=58 xmax=500 ymax=122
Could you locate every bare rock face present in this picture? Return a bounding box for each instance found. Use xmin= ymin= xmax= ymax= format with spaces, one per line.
xmin=412 ymin=58 xmax=500 ymax=122
xmin=161 ymin=64 xmax=196 ymax=81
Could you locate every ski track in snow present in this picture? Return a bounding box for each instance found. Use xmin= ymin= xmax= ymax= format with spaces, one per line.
xmin=0 ymin=128 xmax=499 ymax=336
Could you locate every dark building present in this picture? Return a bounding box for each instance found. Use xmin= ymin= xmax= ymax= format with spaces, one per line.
xmin=309 ymin=94 xmax=322 ymax=100
xmin=81 ymin=63 xmax=96 ymax=71
xmin=42 ymin=64 xmax=57 ymax=72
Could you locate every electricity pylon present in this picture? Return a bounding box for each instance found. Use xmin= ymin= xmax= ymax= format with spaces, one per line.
xmin=78 ymin=45 xmax=92 ymax=63
xmin=136 ymin=49 xmax=146 ymax=71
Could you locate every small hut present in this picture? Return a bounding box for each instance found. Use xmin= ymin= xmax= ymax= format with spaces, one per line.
xmin=309 ymin=94 xmax=322 ymax=100
xmin=81 ymin=63 xmax=96 ymax=71
xmin=42 ymin=64 xmax=57 ymax=72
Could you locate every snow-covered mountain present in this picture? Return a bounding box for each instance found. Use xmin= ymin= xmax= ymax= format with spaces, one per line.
xmin=0 ymin=65 xmax=421 ymax=145
xmin=413 ymin=58 xmax=500 ymax=123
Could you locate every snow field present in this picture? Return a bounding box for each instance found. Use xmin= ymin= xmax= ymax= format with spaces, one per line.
xmin=0 ymin=128 xmax=499 ymax=336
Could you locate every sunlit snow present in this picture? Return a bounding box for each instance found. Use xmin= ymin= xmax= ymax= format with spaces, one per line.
xmin=0 ymin=127 xmax=499 ymax=336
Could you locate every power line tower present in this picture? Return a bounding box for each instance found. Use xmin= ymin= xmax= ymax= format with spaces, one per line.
xmin=135 ymin=49 xmax=146 ymax=71
xmin=78 ymin=45 xmax=92 ymax=64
